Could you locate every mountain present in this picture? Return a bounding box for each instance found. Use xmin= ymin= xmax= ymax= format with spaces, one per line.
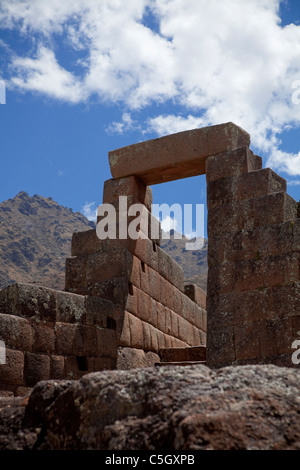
xmin=160 ymin=230 xmax=208 ymax=292
xmin=0 ymin=193 xmax=208 ymax=292
xmin=0 ymin=192 xmax=95 ymax=290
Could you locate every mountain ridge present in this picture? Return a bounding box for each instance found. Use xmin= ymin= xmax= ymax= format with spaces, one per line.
xmin=0 ymin=192 xmax=208 ymax=292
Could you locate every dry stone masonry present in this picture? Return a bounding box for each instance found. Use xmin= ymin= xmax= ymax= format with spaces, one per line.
xmin=0 ymin=121 xmax=299 ymax=396
xmin=65 ymin=175 xmax=207 ymax=364
xmin=206 ymin=146 xmax=300 ymax=367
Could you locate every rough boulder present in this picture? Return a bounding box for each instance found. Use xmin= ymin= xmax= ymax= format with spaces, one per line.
xmin=0 ymin=364 xmax=300 ymax=450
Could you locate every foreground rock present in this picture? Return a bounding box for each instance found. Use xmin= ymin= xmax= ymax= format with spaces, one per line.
xmin=0 ymin=364 xmax=300 ymax=450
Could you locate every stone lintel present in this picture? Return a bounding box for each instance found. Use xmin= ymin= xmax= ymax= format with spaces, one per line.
xmin=108 ymin=122 xmax=250 ymax=185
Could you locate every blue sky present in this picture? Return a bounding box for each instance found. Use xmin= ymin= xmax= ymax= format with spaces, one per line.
xmin=1 ymin=0 xmax=300 ymax=238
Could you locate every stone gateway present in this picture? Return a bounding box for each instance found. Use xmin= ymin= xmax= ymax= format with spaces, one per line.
xmin=0 ymin=121 xmax=299 ymax=396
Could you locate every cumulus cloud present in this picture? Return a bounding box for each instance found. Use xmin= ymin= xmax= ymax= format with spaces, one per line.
xmin=11 ymin=46 xmax=85 ymax=102
xmin=2 ymin=0 xmax=300 ymax=173
xmin=106 ymin=113 xmax=138 ymax=134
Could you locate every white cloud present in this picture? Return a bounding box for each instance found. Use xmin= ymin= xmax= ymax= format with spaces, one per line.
xmin=2 ymin=0 xmax=300 ymax=173
xmin=82 ymin=201 xmax=97 ymax=221
xmin=288 ymin=179 xmax=300 ymax=186
xmin=146 ymin=114 xmax=207 ymax=136
xmin=161 ymin=215 xmax=178 ymax=233
xmin=11 ymin=46 xmax=85 ymax=102
xmin=106 ymin=113 xmax=138 ymax=135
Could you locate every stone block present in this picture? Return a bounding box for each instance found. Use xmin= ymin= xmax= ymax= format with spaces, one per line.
xmin=102 ymin=175 xmax=153 ymax=211
xmin=208 ymin=289 xmax=273 ymax=328
xmin=71 ymin=229 xmax=99 ymax=257
xmin=260 ymin=317 xmax=294 ymax=358
xmin=207 ymin=168 xmax=286 ymax=210
xmin=159 ymin=346 xmax=206 ymax=362
xmin=55 ymin=322 xmax=83 ymax=356
xmin=128 ymin=312 xmax=143 ymax=349
xmin=157 ymin=246 xmax=184 ymax=291
xmin=142 ymin=321 xmax=152 ymax=351
xmin=97 ymin=196 xmax=160 ymax=244
xmin=172 ymin=286 xmax=183 ymax=316
xmin=149 ymin=268 xmax=162 ymax=304
xmin=157 ymin=302 xmax=166 ymax=333
xmin=146 ymin=238 xmax=159 ymax=271
xmin=156 ymin=330 xmax=166 ymax=349
xmin=205 ymin=146 xmax=262 ymax=183
xmin=164 ymin=334 xmax=172 ymax=348
xmin=50 ymin=355 xmax=65 ymax=380
xmin=93 ymin=357 xmax=113 ymax=371
xmin=181 ymin=294 xmax=204 ymax=330
xmin=208 ymin=221 xmax=296 ymax=267
xmin=55 ymin=323 xmax=97 ymax=356
xmin=206 ymin=325 xmax=236 ymax=366
xmin=208 ymin=192 xmax=298 ymax=238
xmin=0 ymin=283 xmax=57 ymax=322
xmin=73 ymin=234 xmax=151 ymax=271
xmin=165 ymin=307 xmax=172 ymax=336
xmin=0 ymin=314 xmax=32 ymax=351
xmin=81 ymin=325 xmax=98 ymax=356
xmin=56 ymin=291 xmax=86 ymax=323
xmin=85 ymin=296 xmax=118 ymax=327
xmin=65 ymin=256 xmax=87 ymax=294
xmin=136 ymin=288 xmax=151 ymax=324
xmin=234 ymin=321 xmax=261 ymax=361
xmin=207 ymin=263 xmax=235 ymax=296
xmin=184 ymin=284 xmax=207 ymax=309
xmin=0 ymin=349 xmax=24 ymax=386
xmin=193 ymin=326 xmax=202 ymax=346
xmin=31 ymin=320 xmax=55 ymax=354
xmin=177 ymin=316 xmax=195 ymax=346
xmin=109 ymin=122 xmax=250 ymax=184
xmin=150 ymin=297 xmax=158 ymax=329
xmin=127 ymin=252 xmax=141 ymax=289
xmin=159 ymin=347 xmax=186 ymax=362
xmin=96 ymin=327 xmax=117 ymax=358
xmin=149 ymin=324 xmax=159 ymax=353
xmin=201 ymin=309 xmax=207 ymax=333
xmin=24 ymin=352 xmax=50 ymax=387
xmin=85 ymin=249 xmax=128 ymax=284
xmin=160 ymin=277 xmax=174 ymax=311
xmin=86 ymin=277 xmax=129 ymax=307
xmin=119 ymin=311 xmax=131 ymax=347
xmin=139 ymin=260 xmax=150 ymax=295
xmin=270 ymin=283 xmax=300 ymax=319
xmin=64 ymin=356 xmax=87 ymax=380
xmin=125 ymin=283 xmax=138 ymax=316
xmin=170 ymin=310 xmax=179 ymax=338
xmin=208 ymin=253 xmax=300 ymax=296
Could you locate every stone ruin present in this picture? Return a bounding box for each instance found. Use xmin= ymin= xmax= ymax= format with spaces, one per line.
xmin=0 ymin=121 xmax=299 ymax=396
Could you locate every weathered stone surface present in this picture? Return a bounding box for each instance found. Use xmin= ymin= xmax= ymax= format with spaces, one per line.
xmin=116 ymin=347 xmax=160 ymax=370
xmin=205 ymin=146 xmax=262 ymax=182
xmin=207 ymin=192 xmax=298 ymax=238
xmin=207 ymin=168 xmax=287 ymax=210
xmin=159 ymin=346 xmax=206 ymax=362
xmin=184 ymin=284 xmax=206 ymax=309
xmin=31 ymin=320 xmax=55 ymax=354
xmin=24 ymin=352 xmax=50 ymax=387
xmin=1 ymin=364 xmax=300 ymax=450
xmin=102 ymin=176 xmax=153 ymax=211
xmin=0 ymin=349 xmax=24 ymax=386
xmin=0 ymin=314 xmax=32 ymax=351
xmin=0 ymin=283 xmax=57 ymax=322
xmin=109 ymin=123 xmax=250 ymax=185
